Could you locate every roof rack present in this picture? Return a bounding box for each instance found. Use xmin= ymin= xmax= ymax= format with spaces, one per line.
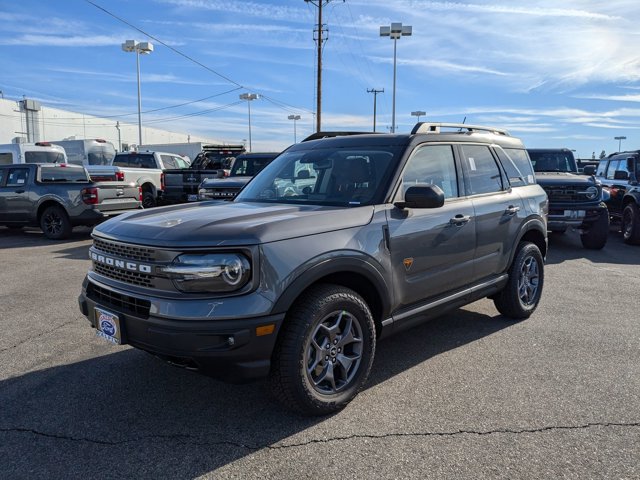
xmin=411 ymin=122 xmax=511 ymax=136
xmin=301 ymin=131 xmax=378 ymax=142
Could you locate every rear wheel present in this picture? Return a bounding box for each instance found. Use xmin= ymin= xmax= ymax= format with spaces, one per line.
xmin=142 ymin=190 xmax=157 ymax=208
xmin=622 ymin=203 xmax=640 ymax=245
xmin=269 ymin=284 xmax=376 ymax=416
xmin=580 ymin=211 xmax=609 ymax=249
xmin=493 ymin=242 xmax=544 ymax=319
xmin=39 ymin=205 xmax=72 ymax=240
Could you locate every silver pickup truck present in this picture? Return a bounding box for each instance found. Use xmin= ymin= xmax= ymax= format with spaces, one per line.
xmin=0 ymin=163 xmax=141 ymax=239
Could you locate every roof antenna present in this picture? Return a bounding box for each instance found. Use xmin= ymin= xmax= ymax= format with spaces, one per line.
xmin=459 ymin=116 xmax=467 ymax=132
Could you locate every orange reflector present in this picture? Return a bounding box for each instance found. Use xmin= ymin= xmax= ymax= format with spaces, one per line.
xmin=256 ymin=324 xmax=275 ymax=336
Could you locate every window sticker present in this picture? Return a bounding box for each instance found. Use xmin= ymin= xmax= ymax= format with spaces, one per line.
xmin=468 ymin=157 xmax=477 ymax=171
xmin=17 ymin=179 xmax=25 ymax=184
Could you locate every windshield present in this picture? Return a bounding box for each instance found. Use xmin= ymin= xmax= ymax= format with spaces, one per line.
xmin=25 ymin=151 xmax=66 ymax=164
xmin=528 ymin=150 xmax=577 ymax=173
xmin=235 ymin=146 xmax=399 ymax=206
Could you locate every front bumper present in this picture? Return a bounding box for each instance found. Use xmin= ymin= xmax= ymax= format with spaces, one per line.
xmin=78 ymin=277 xmax=284 ymax=382
xmin=547 ymin=202 xmax=608 ymax=230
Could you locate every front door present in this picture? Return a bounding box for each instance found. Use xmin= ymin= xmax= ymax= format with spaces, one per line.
xmin=386 ymin=144 xmax=475 ymax=310
xmin=0 ymin=167 xmax=31 ymax=223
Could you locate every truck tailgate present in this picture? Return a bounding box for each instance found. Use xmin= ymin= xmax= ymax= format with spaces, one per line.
xmin=93 ymin=182 xmax=141 ymax=213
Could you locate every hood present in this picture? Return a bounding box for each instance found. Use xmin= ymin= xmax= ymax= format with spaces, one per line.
xmin=200 ymin=176 xmax=251 ymax=189
xmin=535 ymin=172 xmax=597 ymax=186
xmin=93 ymin=201 xmax=375 ymax=247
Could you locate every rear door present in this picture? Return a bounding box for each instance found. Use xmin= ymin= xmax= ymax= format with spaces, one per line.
xmin=386 ymin=143 xmax=475 ymax=309
xmin=458 ymin=144 xmax=526 ymax=282
xmin=0 ymin=166 xmax=31 ymax=222
xmin=602 ymin=155 xmax=630 ymax=215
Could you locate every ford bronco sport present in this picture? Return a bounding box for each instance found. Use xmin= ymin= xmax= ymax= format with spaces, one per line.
xmin=79 ymin=123 xmax=548 ymax=415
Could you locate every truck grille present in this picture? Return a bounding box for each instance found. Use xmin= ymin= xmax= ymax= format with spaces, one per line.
xmin=543 ymin=186 xmax=591 ymax=203
xmin=93 ymin=263 xmax=153 ymax=287
xmin=87 ymin=283 xmax=151 ymax=318
xmin=93 ymin=238 xmax=156 ymax=262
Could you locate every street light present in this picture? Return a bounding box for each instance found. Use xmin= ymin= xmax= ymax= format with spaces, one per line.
xmin=380 ymin=22 xmax=412 ymax=133
xmin=614 ymin=136 xmax=627 ymax=152
xmin=239 ymin=93 xmax=259 ymax=152
xmin=411 ymin=110 xmax=426 ymax=123
xmin=121 ymin=40 xmax=154 ymax=146
xmin=288 ymin=115 xmax=301 ymax=143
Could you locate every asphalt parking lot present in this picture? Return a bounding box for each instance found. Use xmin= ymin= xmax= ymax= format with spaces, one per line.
xmin=0 ymin=226 xmax=638 ymax=479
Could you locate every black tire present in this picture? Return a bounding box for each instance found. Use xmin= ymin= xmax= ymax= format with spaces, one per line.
xmin=493 ymin=242 xmax=544 ymax=320
xmin=142 ymin=191 xmax=157 ymax=208
xmin=39 ymin=205 xmax=72 ymax=240
xmin=269 ymin=284 xmax=376 ymax=416
xmin=621 ymin=203 xmax=640 ymax=245
xmin=580 ymin=211 xmax=609 ymax=249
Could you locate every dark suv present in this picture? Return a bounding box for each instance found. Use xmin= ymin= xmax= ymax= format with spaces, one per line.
xmin=594 ymin=151 xmax=640 ymax=244
xmin=79 ymin=123 xmax=548 ymax=415
xmin=528 ymin=148 xmax=609 ymax=249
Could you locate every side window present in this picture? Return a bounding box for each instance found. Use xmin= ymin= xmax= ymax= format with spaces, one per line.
xmin=402 ymin=145 xmax=459 ymax=199
xmin=596 ymin=159 xmax=608 ymax=177
xmin=460 ymin=145 xmax=504 ymax=195
xmin=502 ymin=148 xmax=536 ymax=185
xmin=161 ymin=155 xmax=177 ymax=169
xmin=606 ymin=160 xmax=620 ymax=180
xmin=0 ymin=169 xmax=5 ymax=185
xmin=7 ymin=168 xmax=29 ymax=186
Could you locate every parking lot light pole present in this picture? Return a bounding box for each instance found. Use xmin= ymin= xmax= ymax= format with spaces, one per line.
xmin=239 ymin=93 xmax=259 ymax=152
xmin=614 ymin=136 xmax=627 ymax=152
xmin=380 ymin=22 xmax=412 ymax=134
xmin=121 ymin=40 xmax=154 ymax=146
xmin=411 ymin=110 xmax=426 ymax=123
xmin=288 ymin=115 xmax=301 ymax=143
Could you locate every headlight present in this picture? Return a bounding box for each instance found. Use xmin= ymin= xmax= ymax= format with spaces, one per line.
xmin=162 ymin=253 xmax=251 ymax=292
xmin=585 ymin=186 xmax=598 ymax=200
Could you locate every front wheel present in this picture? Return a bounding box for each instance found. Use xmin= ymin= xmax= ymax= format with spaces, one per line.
xmin=621 ymin=203 xmax=640 ymax=245
xmin=493 ymin=242 xmax=544 ymax=320
xmin=269 ymin=284 xmax=376 ymax=416
xmin=580 ymin=211 xmax=609 ymax=249
xmin=39 ymin=205 xmax=72 ymax=240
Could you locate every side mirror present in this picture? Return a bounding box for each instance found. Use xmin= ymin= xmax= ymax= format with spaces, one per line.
xmin=395 ymin=184 xmax=445 ymax=209
xmin=583 ymin=165 xmax=596 ymax=176
xmin=614 ymin=170 xmax=629 ymax=181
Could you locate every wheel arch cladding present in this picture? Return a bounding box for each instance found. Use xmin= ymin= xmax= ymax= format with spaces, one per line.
xmin=272 ymin=259 xmax=390 ymax=337
xmin=37 ymin=200 xmax=66 ymax=222
xmin=518 ymin=225 xmax=547 ymax=258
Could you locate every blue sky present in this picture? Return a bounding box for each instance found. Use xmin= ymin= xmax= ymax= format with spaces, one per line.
xmin=1 ymin=0 xmax=640 ymax=157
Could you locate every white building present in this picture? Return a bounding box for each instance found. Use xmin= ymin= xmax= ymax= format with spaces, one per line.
xmin=0 ymin=97 xmax=220 ymax=150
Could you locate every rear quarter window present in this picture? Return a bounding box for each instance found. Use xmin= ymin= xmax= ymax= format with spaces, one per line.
xmin=502 ymin=148 xmax=536 ymax=185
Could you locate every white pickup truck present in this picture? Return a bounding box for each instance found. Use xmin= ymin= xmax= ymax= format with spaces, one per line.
xmin=89 ymin=151 xmax=190 ymax=208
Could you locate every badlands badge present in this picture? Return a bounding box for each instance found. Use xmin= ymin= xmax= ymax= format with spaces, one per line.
xmin=403 ymin=258 xmax=414 ymax=271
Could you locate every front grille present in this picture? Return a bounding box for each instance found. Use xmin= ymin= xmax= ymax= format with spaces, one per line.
xmin=94 ymin=263 xmax=153 ymax=287
xmin=543 ymin=186 xmax=592 ymax=203
xmin=87 ymin=283 xmax=151 ymax=318
xmin=93 ymin=238 xmax=155 ymax=262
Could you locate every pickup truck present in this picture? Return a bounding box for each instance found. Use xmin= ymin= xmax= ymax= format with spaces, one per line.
xmin=197 ymin=152 xmax=279 ymax=201
xmin=110 ymin=151 xmax=190 ymax=208
xmin=0 ymin=163 xmax=141 ymax=239
xmin=162 ymin=144 xmax=245 ymax=204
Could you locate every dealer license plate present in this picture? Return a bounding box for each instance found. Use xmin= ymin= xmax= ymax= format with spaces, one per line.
xmin=188 ymin=194 xmax=199 ymax=202
xmin=95 ymin=307 xmax=122 ymax=345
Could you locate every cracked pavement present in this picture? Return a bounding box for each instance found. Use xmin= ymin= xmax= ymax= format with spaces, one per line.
xmin=1 ymin=226 xmax=639 ymax=479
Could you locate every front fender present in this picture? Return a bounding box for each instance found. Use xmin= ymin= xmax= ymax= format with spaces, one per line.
xmin=270 ymin=251 xmax=392 ymax=320
xmin=508 ymin=215 xmax=548 ymax=265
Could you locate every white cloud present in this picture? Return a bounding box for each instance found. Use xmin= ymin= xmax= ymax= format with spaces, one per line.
xmin=0 ymin=34 xmax=125 ymax=47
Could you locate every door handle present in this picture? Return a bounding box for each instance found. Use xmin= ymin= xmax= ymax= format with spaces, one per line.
xmin=450 ymin=214 xmax=471 ymax=226
xmin=505 ymin=205 xmax=521 ymax=215
xmin=14 ymin=189 xmax=25 ymax=194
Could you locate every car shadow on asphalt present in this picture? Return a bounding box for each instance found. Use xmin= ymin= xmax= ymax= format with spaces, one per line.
xmin=0 ymin=308 xmax=512 ymax=478
xmin=545 ymin=228 xmax=640 ymax=266
xmin=0 ymin=226 xmax=94 ymax=249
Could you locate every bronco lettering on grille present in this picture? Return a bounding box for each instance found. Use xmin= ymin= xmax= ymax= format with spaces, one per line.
xmin=91 ymin=252 xmax=152 ymax=273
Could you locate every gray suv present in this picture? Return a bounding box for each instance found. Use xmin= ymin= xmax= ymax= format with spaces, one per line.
xmin=78 ymin=123 xmax=548 ymax=415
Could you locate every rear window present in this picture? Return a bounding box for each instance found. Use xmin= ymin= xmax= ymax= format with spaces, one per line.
xmin=25 ymin=151 xmax=66 ymax=164
xmin=39 ymin=166 xmax=89 ymax=182
xmin=0 ymin=152 xmax=12 ymax=165
xmin=113 ymin=154 xmax=156 ymax=169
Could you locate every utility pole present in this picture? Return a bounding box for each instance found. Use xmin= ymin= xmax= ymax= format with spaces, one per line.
xmin=305 ymin=0 xmax=342 ymax=133
xmin=367 ymin=88 xmax=384 ymax=132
